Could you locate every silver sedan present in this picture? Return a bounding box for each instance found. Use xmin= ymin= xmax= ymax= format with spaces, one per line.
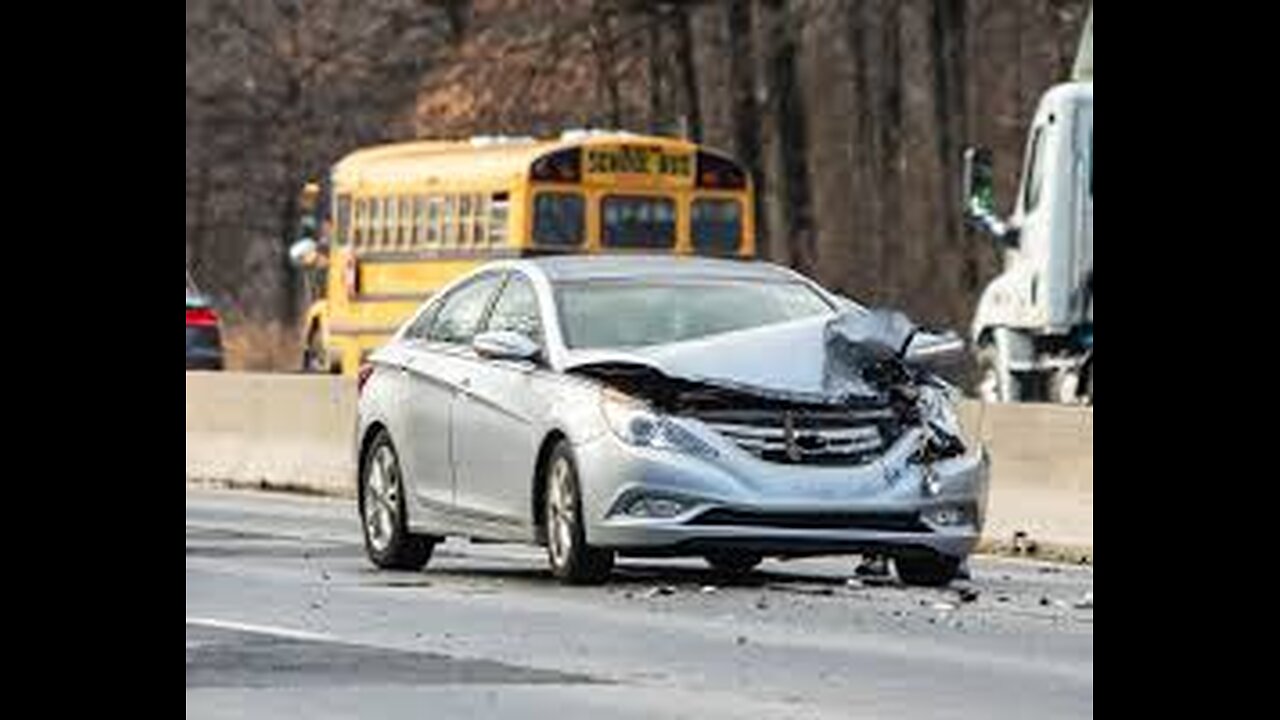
xmin=355 ymin=256 xmax=989 ymax=585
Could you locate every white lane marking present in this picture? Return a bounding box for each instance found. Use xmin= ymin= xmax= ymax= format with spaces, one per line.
xmin=186 ymin=616 xmax=336 ymax=642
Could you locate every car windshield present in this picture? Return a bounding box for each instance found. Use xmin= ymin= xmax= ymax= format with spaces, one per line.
xmin=555 ymin=279 xmax=834 ymax=349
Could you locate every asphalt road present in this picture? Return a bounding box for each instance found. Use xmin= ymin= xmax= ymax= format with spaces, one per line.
xmin=186 ymin=487 xmax=1093 ymax=719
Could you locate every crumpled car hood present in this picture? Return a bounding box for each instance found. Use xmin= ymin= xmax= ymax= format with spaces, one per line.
xmin=561 ymin=309 xmax=939 ymax=404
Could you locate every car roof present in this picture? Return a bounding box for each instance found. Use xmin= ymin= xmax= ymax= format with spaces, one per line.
xmin=517 ymin=255 xmax=802 ymax=283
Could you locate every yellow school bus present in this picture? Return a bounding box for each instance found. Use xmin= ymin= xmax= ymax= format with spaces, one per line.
xmin=291 ymin=131 xmax=756 ymax=375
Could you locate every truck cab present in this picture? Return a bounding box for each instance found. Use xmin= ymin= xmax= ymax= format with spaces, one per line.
xmin=963 ymin=10 xmax=1092 ymax=404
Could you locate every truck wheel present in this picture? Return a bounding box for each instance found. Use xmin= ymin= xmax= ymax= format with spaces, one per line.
xmin=976 ymin=345 xmax=1002 ymax=402
xmin=977 ymin=342 xmax=1050 ymax=402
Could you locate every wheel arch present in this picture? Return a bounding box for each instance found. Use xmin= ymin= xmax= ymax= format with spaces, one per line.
xmin=531 ymin=429 xmax=569 ymax=545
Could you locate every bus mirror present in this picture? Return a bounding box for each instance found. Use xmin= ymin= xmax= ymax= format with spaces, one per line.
xmin=289 ymin=238 xmax=321 ymax=268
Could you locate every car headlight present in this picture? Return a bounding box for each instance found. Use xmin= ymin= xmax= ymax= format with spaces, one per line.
xmin=912 ymin=384 xmax=966 ymax=461
xmin=919 ymin=384 xmax=962 ymax=439
xmin=599 ymin=389 xmax=719 ymax=459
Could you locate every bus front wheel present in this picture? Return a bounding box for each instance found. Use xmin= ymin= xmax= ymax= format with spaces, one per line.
xmin=302 ymin=327 xmax=337 ymax=374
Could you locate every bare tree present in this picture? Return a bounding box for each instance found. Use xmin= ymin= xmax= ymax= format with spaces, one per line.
xmin=760 ymin=0 xmax=815 ymax=274
xmin=189 ymin=0 xmax=1089 ymax=367
xmin=186 ymin=0 xmax=466 ymax=324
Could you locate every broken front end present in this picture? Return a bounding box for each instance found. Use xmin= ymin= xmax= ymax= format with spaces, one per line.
xmin=566 ymin=310 xmax=990 ymax=567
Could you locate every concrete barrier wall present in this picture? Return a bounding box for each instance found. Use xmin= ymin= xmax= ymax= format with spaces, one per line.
xmin=186 ymin=372 xmax=358 ymax=495
xmin=956 ymin=401 xmax=1093 ymax=551
xmin=187 ymin=372 xmax=1093 ymax=552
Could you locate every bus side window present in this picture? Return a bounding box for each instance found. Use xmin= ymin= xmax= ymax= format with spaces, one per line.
xmin=413 ymin=197 xmax=426 ymax=248
xmin=383 ymin=197 xmax=396 ymax=248
xmin=386 ymin=197 xmax=396 ymax=248
xmin=426 ymin=196 xmax=441 ymax=245
xmin=397 ymin=197 xmax=409 ymax=247
xmin=385 ymin=196 xmax=396 ymax=248
xmin=368 ymin=198 xmax=381 ymax=248
xmin=442 ymin=196 xmax=457 ymax=245
xmin=386 ymin=197 xmax=395 ymax=247
xmin=463 ymin=193 xmax=478 ymax=243
xmin=490 ymin=192 xmax=510 ymax=245
xmin=353 ymin=198 xmax=366 ymax=247
xmin=335 ymin=195 xmax=352 ymax=246
xmin=474 ymin=194 xmax=489 ymax=245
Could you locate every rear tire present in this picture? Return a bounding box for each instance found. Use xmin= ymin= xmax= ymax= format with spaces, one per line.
xmin=360 ymin=429 xmax=436 ymax=571
xmin=895 ymin=554 xmax=963 ymax=587
xmin=543 ymin=441 xmax=614 ymax=585
xmin=704 ymin=550 xmax=763 ymax=576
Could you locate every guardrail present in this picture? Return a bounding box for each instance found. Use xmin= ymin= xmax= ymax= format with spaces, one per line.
xmin=186 ymin=372 xmax=1092 ymax=555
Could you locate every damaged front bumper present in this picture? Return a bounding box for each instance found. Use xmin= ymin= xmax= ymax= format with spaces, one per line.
xmin=576 ymin=424 xmax=990 ymax=560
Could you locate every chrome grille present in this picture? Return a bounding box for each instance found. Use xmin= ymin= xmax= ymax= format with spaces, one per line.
xmin=691 ymin=407 xmax=903 ymax=466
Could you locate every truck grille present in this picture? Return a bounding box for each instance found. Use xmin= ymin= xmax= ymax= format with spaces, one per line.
xmin=691 ymin=406 xmax=904 ymax=466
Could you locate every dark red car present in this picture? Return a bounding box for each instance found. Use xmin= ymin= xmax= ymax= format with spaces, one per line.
xmin=186 ymin=272 xmax=224 ymax=370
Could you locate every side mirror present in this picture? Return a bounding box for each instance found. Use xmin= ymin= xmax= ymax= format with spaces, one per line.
xmin=962 ymin=146 xmax=1019 ymax=249
xmin=472 ymin=330 xmax=541 ymax=362
xmin=288 ymin=238 xmax=323 ymax=268
xmin=962 ymin=146 xmax=996 ymax=217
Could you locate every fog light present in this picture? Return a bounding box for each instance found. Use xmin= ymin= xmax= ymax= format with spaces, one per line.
xmin=624 ymin=497 xmax=687 ymax=518
xmin=926 ymin=505 xmax=968 ymax=527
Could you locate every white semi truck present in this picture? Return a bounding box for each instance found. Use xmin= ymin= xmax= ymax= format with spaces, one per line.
xmin=963 ymin=7 xmax=1092 ymax=404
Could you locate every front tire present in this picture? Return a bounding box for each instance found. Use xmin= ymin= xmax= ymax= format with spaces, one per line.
xmin=302 ymin=326 xmax=339 ymax=374
xmin=360 ymin=430 xmax=436 ymax=570
xmin=895 ymin=554 xmax=963 ymax=587
xmin=543 ymin=441 xmax=614 ymax=585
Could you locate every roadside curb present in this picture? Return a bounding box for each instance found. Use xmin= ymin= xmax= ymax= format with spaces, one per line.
xmin=975 ymin=537 xmax=1092 ymax=566
xmin=186 ymin=475 xmax=356 ymax=499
